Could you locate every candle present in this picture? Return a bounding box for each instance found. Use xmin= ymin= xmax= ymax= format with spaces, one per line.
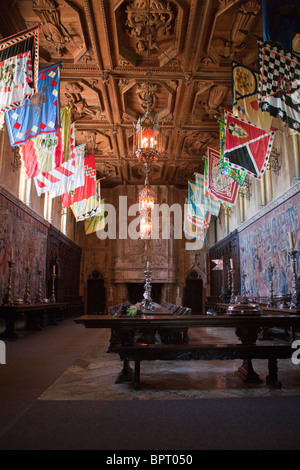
xmin=53 ymin=265 xmax=56 ymax=274
xmin=147 ymin=261 xmax=150 ymax=269
xmin=10 ymin=248 xmax=14 ymax=261
xmin=230 ymin=259 xmax=234 ymax=269
xmin=288 ymin=232 xmax=294 ymax=250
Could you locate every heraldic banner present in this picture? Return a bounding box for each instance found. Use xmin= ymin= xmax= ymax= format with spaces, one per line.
xmin=223 ymin=109 xmax=275 ymax=180
xmin=206 ymin=146 xmax=239 ymax=205
xmin=0 ymin=25 xmax=39 ymax=114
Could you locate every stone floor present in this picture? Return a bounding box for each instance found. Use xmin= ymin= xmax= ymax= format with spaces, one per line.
xmin=38 ymin=327 xmax=300 ymax=401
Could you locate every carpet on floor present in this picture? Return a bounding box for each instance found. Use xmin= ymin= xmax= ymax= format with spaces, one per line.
xmin=38 ymin=328 xmax=300 ymax=401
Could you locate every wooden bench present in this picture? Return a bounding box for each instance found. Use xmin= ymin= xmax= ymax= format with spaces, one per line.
xmin=117 ymin=342 xmax=293 ymax=390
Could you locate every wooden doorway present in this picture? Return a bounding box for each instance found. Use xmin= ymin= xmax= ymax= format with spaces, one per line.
xmin=183 ymin=272 xmax=203 ymax=314
xmin=87 ymin=270 xmax=106 ymax=314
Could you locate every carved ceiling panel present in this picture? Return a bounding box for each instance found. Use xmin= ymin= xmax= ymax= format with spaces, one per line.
xmin=0 ymin=0 xmax=271 ymax=188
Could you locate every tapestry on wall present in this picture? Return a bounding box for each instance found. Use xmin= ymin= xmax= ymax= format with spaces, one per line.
xmin=223 ymin=109 xmax=276 ymax=180
xmin=5 ymin=62 xmax=61 ymax=146
xmin=239 ymin=189 xmax=300 ymax=298
xmin=0 ymin=25 xmax=39 ymax=115
xmin=0 ymin=193 xmax=47 ymax=301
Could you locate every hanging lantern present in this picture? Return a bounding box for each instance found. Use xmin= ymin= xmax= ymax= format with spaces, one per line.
xmin=140 ymin=214 xmax=152 ymax=239
xmin=139 ymin=185 xmax=155 ymax=211
xmin=134 ymin=112 xmax=162 ymax=164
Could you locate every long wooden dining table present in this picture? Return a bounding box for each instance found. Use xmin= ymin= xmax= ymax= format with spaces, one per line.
xmin=74 ymin=312 xmax=300 ymax=388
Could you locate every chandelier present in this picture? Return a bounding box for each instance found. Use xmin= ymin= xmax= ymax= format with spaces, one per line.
xmin=139 ymin=163 xmax=155 ymax=240
xmin=134 ymin=113 xmax=162 ymax=164
xmin=139 ymin=163 xmax=155 ymax=212
xmin=133 ymin=1 xmax=162 ymax=164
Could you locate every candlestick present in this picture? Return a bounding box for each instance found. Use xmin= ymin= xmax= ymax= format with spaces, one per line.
xmin=240 ymin=273 xmax=248 ymax=304
xmin=2 ymin=259 xmax=14 ymax=306
xmin=142 ymin=262 xmax=154 ymax=310
xmin=230 ymin=258 xmax=234 ymax=269
xmin=230 ymin=267 xmax=236 ymax=304
xmin=50 ymin=271 xmax=56 ymax=303
xmin=23 ymin=267 xmax=32 ymax=305
xmin=289 ymin=248 xmax=299 ymax=310
xmin=35 ymin=269 xmax=43 ymax=304
xmin=267 ymin=264 xmax=276 ymax=308
xmin=10 ymin=248 xmax=14 ymax=261
xmin=52 ymin=264 xmax=56 ymax=274
xmin=288 ymin=232 xmax=294 ymax=250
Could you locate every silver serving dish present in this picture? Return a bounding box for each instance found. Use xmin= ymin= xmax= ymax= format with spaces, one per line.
xmin=226 ymin=303 xmax=262 ymax=316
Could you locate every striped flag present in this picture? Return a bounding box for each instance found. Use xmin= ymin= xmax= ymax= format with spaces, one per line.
xmin=34 ymin=143 xmax=85 ymax=197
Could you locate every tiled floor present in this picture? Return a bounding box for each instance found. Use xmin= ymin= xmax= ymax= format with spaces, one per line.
xmin=39 ymin=327 xmax=300 ymax=401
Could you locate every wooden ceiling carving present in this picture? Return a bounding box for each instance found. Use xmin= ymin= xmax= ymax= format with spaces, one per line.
xmin=1 ymin=0 xmax=267 ymax=187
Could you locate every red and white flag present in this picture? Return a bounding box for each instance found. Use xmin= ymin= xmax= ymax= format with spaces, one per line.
xmin=61 ymin=154 xmax=96 ymax=208
xmin=34 ymin=143 xmax=85 ymax=197
xmin=20 ymin=105 xmax=73 ymax=179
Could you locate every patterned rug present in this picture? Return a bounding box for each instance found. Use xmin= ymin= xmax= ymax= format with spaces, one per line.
xmin=39 ymin=328 xmax=300 ymax=401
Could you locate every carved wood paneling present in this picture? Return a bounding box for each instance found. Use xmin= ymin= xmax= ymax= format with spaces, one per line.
xmin=209 ymin=229 xmax=240 ymax=299
xmin=0 ymin=0 xmax=266 ymax=188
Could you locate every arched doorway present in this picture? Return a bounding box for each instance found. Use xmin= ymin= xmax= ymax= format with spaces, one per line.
xmin=183 ymin=271 xmax=203 ymax=314
xmin=87 ymin=270 xmax=106 ymax=314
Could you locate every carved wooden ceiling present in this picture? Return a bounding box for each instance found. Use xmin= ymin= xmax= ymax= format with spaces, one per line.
xmin=1 ymin=0 xmax=268 ymax=187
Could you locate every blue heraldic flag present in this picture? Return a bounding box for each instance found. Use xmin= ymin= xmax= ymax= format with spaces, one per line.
xmin=5 ymin=62 xmax=61 ymax=146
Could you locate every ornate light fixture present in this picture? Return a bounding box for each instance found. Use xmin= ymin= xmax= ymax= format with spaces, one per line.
xmin=134 ymin=113 xmax=162 ymax=164
xmin=139 ymin=163 xmax=155 ymax=240
xmin=139 ymin=164 xmax=155 ymax=212
xmin=133 ymin=0 xmax=162 ymax=164
xmin=140 ymin=214 xmax=152 ymax=240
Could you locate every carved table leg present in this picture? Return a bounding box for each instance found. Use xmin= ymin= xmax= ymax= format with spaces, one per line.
xmin=134 ymin=360 xmax=141 ymax=390
xmin=114 ymin=328 xmax=137 ymax=383
xmin=236 ymin=359 xmax=263 ymax=384
xmin=235 ymin=326 xmax=263 ymax=384
xmin=115 ymin=359 xmax=134 ymax=384
xmin=266 ymin=358 xmax=282 ymax=389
